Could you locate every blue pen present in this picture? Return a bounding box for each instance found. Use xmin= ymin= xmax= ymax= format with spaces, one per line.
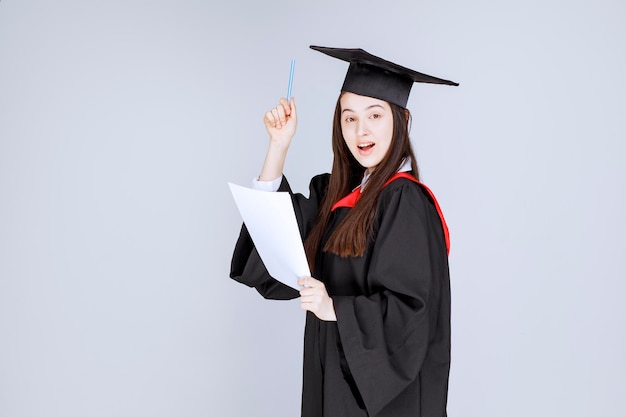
xmin=287 ymin=59 xmax=295 ymax=100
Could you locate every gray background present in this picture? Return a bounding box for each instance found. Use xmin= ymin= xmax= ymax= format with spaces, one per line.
xmin=1 ymin=0 xmax=624 ymax=416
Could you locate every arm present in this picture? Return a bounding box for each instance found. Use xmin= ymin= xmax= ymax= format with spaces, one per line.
xmin=333 ymin=182 xmax=451 ymax=416
xmin=230 ymin=174 xmax=332 ymax=300
xmin=228 ymin=97 xmax=300 ymax=300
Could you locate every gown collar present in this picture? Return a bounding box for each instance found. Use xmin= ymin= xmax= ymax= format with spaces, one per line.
xmin=357 ymin=157 xmax=412 ymax=192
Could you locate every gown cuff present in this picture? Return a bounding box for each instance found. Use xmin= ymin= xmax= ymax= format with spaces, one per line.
xmin=251 ymin=175 xmax=282 ymax=192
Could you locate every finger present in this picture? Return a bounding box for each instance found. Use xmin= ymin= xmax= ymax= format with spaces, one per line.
xmin=300 ymin=303 xmax=314 ymax=313
xmin=298 ymin=276 xmax=311 ymax=287
xmin=300 ymin=276 xmax=322 ymax=288
xmin=299 ymin=284 xmax=314 ymax=293
xmin=279 ymin=97 xmax=290 ymax=116
xmin=300 ymin=287 xmax=323 ymax=298
xmin=289 ymin=97 xmax=296 ymax=113
xmin=300 ymin=293 xmax=321 ymax=303
xmin=271 ymin=108 xmax=282 ymax=128
xmin=300 ymin=298 xmax=320 ymax=309
xmin=276 ymin=103 xmax=287 ymax=125
xmin=264 ymin=111 xmax=275 ymax=126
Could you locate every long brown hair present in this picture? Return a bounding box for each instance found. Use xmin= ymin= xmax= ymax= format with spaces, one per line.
xmin=304 ymin=93 xmax=419 ymax=271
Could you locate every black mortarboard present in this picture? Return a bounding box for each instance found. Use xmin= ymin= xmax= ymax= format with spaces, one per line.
xmin=310 ymin=45 xmax=458 ymax=108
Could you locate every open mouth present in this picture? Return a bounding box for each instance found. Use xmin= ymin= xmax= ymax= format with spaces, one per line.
xmin=357 ymin=142 xmax=375 ymax=151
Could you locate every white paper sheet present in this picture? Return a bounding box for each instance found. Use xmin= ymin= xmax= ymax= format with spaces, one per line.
xmin=228 ymin=182 xmax=310 ymax=290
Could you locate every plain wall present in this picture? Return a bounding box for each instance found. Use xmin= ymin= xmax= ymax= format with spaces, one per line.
xmin=1 ymin=1 xmax=625 ymax=416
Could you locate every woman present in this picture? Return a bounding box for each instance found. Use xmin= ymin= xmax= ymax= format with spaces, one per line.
xmin=231 ymin=45 xmax=457 ymax=417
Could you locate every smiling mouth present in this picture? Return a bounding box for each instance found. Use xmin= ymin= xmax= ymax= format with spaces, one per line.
xmin=358 ymin=142 xmax=375 ymax=151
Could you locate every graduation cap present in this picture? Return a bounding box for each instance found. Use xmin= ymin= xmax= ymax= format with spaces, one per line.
xmin=310 ymin=45 xmax=458 ymax=108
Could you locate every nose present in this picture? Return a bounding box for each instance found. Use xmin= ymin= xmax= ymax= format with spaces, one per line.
xmin=356 ymin=119 xmax=368 ymax=136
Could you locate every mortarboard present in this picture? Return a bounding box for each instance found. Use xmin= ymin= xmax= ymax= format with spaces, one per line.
xmin=310 ymin=45 xmax=458 ymax=108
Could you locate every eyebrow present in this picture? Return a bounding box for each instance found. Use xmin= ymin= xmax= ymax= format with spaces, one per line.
xmin=341 ymin=104 xmax=385 ymax=114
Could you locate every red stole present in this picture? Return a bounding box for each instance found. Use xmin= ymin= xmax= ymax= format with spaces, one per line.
xmin=331 ymin=172 xmax=450 ymax=255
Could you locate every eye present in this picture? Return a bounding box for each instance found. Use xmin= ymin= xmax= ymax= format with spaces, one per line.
xmin=344 ymin=116 xmax=355 ymax=123
xmin=370 ymin=113 xmax=381 ymax=119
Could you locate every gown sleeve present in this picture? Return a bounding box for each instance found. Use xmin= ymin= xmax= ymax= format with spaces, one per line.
xmin=333 ymin=180 xmax=451 ymax=416
xmin=229 ymin=174 xmax=330 ymax=300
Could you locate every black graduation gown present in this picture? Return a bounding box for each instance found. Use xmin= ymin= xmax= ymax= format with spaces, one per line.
xmin=230 ymin=174 xmax=451 ymax=417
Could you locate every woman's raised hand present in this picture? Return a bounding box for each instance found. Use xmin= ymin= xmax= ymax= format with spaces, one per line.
xmin=298 ymin=276 xmax=337 ymax=322
xmin=258 ymin=97 xmax=297 ymax=181
xmin=264 ymin=97 xmax=297 ymax=148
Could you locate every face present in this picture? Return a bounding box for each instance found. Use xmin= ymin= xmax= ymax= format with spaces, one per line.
xmin=339 ymin=92 xmax=394 ymax=173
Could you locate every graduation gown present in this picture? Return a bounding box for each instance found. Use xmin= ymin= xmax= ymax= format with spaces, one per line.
xmin=230 ymin=173 xmax=451 ymax=417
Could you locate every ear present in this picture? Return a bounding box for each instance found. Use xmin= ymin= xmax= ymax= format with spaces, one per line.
xmin=404 ymin=108 xmax=412 ymax=131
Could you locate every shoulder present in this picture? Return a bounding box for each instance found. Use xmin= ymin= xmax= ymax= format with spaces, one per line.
xmin=377 ymin=177 xmax=445 ymax=229
xmin=310 ymin=173 xmax=330 ymax=186
xmin=308 ymin=173 xmax=330 ymax=198
xmin=378 ymin=176 xmax=450 ymax=255
xmin=379 ymin=177 xmax=434 ymax=208
xmin=279 ymin=173 xmax=329 ymax=195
